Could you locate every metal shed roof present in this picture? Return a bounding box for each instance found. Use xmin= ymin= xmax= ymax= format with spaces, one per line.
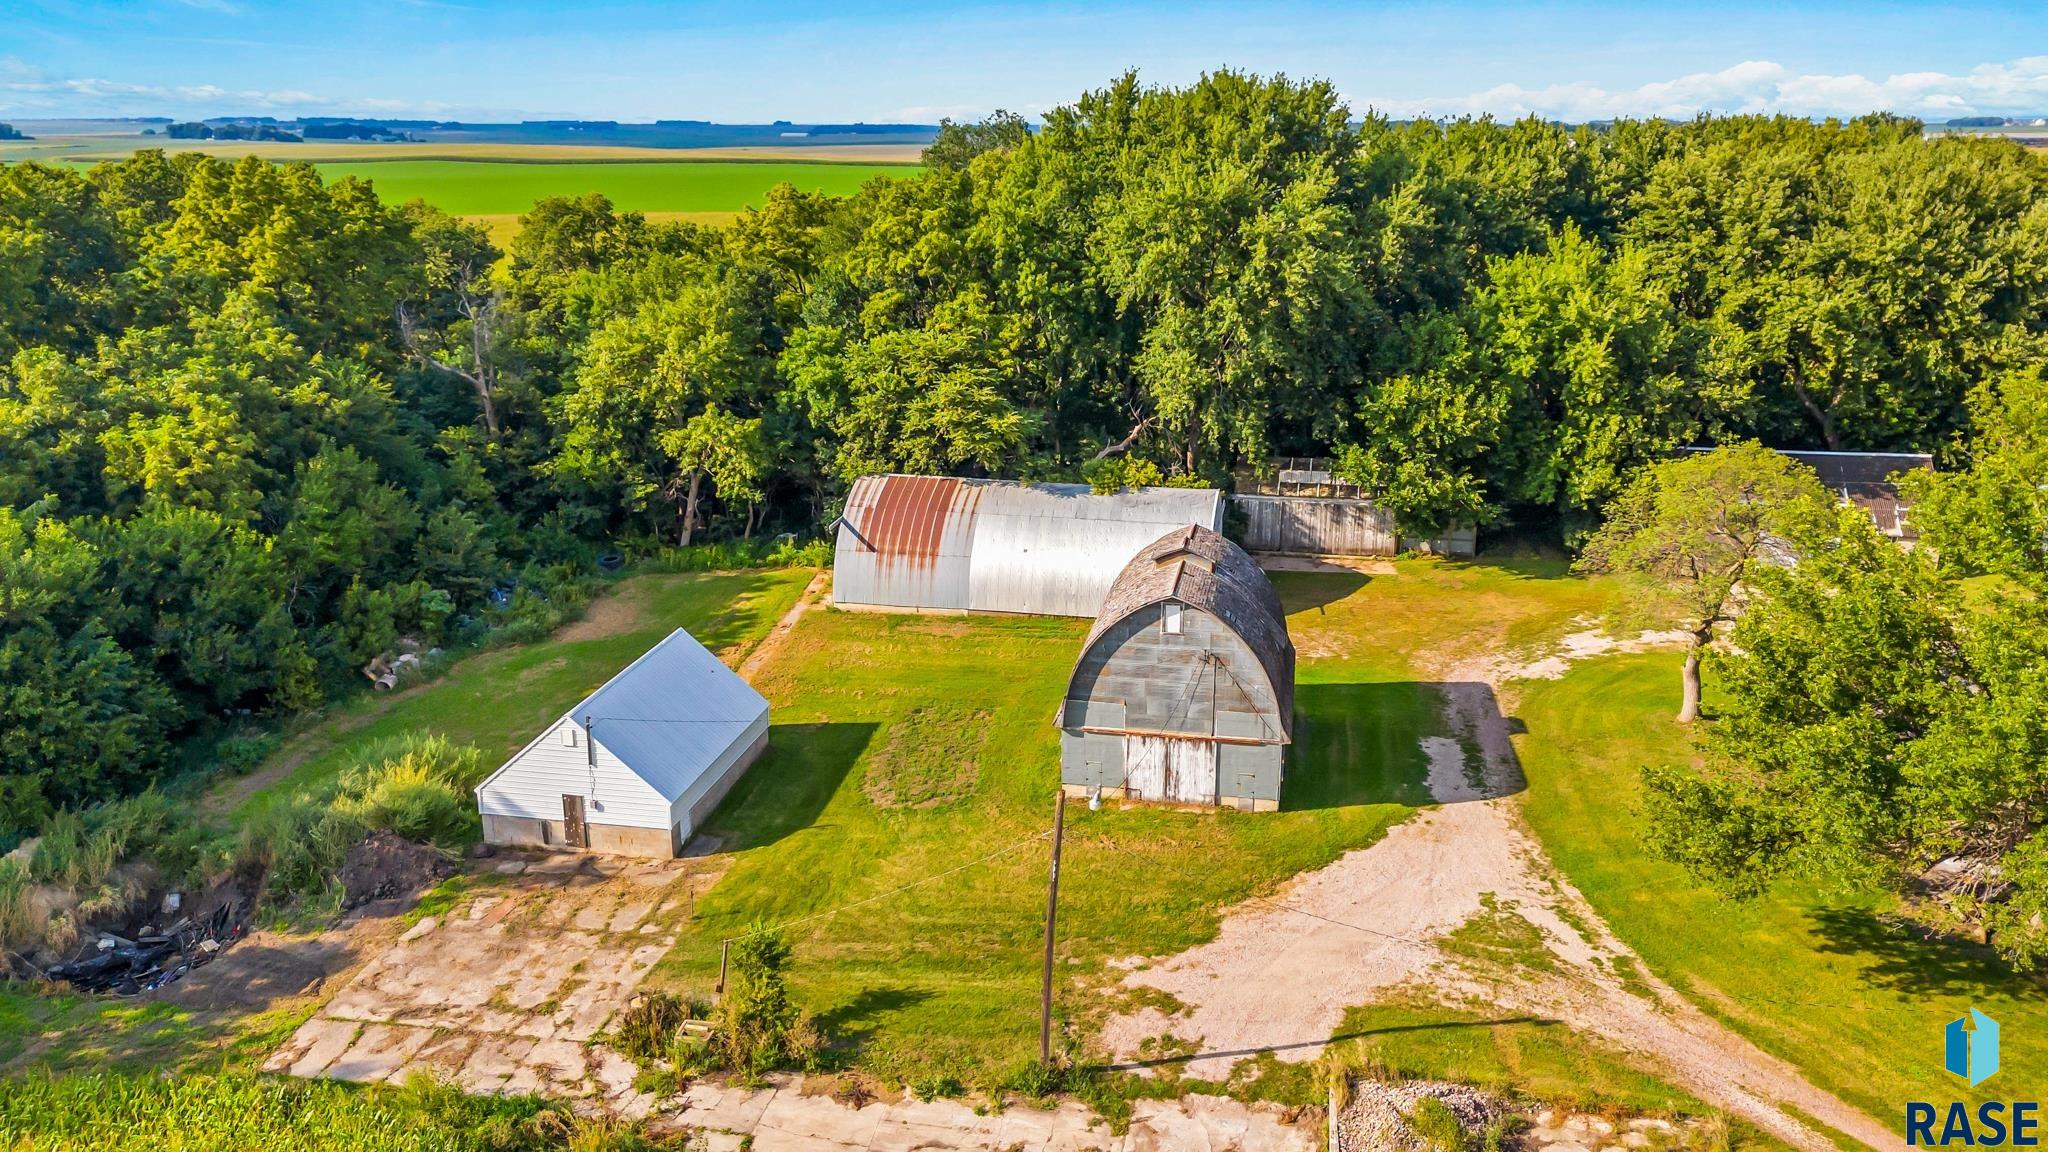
xmin=1682 ymin=447 xmax=1934 ymax=540
xmin=1073 ymin=524 xmax=1296 ymax=737
xmin=478 ymin=628 xmax=768 ymax=805
xmin=833 ymin=475 xmax=1226 ymax=617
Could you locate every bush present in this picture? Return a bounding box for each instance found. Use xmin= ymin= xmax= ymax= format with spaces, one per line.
xmin=0 ymin=857 xmax=36 ymax=954
xmin=240 ymin=732 xmax=487 ymax=908
xmin=236 ymin=797 xmax=364 ymax=906
xmin=1411 ymin=1097 xmax=1469 ymax=1152
xmin=212 ymin=731 xmax=281 ymax=778
xmin=632 ymin=536 xmax=831 ymax=574
xmin=712 ymin=927 xmax=821 ymax=1078
xmin=330 ymin=733 xmax=485 ymax=849
xmin=996 ymin=1057 xmax=1073 ymax=1101
xmin=610 ymin=992 xmax=691 ymax=1064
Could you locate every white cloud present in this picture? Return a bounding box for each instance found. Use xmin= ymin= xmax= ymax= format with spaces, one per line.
xmin=1361 ymin=55 xmax=2048 ymax=121
xmin=0 ymin=61 xmax=439 ymax=118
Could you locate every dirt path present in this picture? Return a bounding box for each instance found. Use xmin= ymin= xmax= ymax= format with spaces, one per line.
xmin=738 ymin=570 xmax=828 ymax=683
xmin=1099 ymin=624 xmax=1902 ymax=1152
xmin=201 ymin=569 xmax=821 ymax=821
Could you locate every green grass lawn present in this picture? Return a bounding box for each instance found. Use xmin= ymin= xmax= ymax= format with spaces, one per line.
xmin=1514 ymin=652 xmax=2048 ymax=1135
xmin=220 ymin=568 xmax=812 ymax=820
xmin=646 ymin=573 xmax=1455 ymax=1086
xmin=312 ymin=159 xmax=915 ymax=217
xmin=644 ymin=560 xmax=1628 ymax=1088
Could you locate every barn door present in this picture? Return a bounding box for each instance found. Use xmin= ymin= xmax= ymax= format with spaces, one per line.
xmin=1122 ymin=737 xmax=1217 ymax=805
xmin=1125 ymin=737 xmax=1166 ymax=800
xmin=561 ymin=794 xmax=588 ymax=849
xmin=1164 ymin=739 xmax=1218 ymax=805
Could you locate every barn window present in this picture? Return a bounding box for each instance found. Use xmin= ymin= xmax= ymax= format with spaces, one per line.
xmin=1162 ymin=602 xmax=1183 ymax=635
xmin=561 ymin=725 xmax=578 ymax=748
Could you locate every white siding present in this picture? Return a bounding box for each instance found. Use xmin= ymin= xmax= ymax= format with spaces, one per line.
xmin=668 ymin=711 xmax=770 ymax=832
xmin=477 ymin=716 xmax=672 ymax=830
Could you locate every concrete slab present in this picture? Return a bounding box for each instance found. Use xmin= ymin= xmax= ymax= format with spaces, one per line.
xmin=326 ymin=1022 xmax=432 ymax=1083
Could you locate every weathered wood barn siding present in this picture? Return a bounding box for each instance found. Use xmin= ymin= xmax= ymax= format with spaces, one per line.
xmin=1058 ymin=525 xmax=1294 ymax=811
xmin=1062 ymin=601 xmax=1286 ymax=805
xmin=1233 ymin=494 xmax=1399 ymax=556
xmin=1231 ymin=459 xmax=1475 ymax=557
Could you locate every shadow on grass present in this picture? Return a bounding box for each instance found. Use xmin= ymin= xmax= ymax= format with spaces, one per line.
xmin=682 ymin=571 xmax=796 ymax=654
xmin=1284 ymin=681 xmax=1523 ymax=810
xmin=1102 ymin=1015 xmax=1560 ymax=1071
xmin=815 ymin=985 xmax=940 ymax=1048
xmin=1808 ymin=907 xmax=2048 ymax=1001
xmin=703 ymin=721 xmax=879 ymax=852
xmin=1271 ymin=570 xmax=1370 ymax=614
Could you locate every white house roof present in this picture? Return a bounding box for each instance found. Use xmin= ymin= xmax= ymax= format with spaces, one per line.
xmin=485 ymin=628 xmax=768 ymax=804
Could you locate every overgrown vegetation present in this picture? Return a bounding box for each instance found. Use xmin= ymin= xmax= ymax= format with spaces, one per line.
xmin=1633 ymin=372 xmax=2048 ymax=966
xmin=7 ymin=79 xmax=2043 ymax=834
xmin=608 ymin=927 xmax=821 ymax=1091
xmin=0 ymin=1069 xmax=662 ymax=1151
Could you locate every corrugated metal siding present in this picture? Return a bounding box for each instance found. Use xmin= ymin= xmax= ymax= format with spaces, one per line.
xmin=834 ymin=475 xmax=1224 ymax=617
xmin=477 ymin=717 xmax=672 ymax=830
xmin=833 ymin=475 xmax=980 ymax=611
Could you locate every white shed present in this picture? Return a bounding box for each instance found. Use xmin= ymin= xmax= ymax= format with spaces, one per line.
xmin=474 ymin=628 xmax=769 ymax=858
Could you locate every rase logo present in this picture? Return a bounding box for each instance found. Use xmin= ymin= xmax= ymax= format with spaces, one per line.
xmin=1950 ymin=1008 xmax=2002 ymax=1087
xmin=1908 ymin=1008 xmax=2040 ymax=1147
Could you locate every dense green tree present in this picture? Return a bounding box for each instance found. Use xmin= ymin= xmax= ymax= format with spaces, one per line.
xmin=922 ymin=110 xmax=1030 ymax=172
xmin=1906 ymin=366 xmax=2048 ymax=591
xmin=1577 ymin=444 xmax=1835 ymax=721
xmin=1644 ymin=509 xmax=2048 ymax=966
xmin=7 ymin=83 xmax=2048 ymax=840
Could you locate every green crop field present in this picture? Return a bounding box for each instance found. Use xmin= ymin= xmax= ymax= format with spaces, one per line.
xmin=312 ymin=158 xmax=916 ymax=218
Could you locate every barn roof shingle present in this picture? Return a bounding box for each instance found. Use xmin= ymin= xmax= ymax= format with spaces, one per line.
xmin=1078 ymin=525 xmax=1295 ymax=737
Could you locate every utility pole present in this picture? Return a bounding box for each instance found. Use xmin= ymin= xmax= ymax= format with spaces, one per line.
xmin=1039 ymin=788 xmax=1067 ymax=1064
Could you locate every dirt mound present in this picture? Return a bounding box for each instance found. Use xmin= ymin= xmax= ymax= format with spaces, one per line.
xmin=339 ymin=831 xmax=451 ymax=909
xmin=1337 ymin=1079 xmax=1513 ymax=1152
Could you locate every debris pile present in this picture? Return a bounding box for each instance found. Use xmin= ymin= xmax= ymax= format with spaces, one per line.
xmin=361 ymin=637 xmax=441 ymax=691
xmin=44 ymin=900 xmax=245 ymax=995
xmin=338 ymin=829 xmax=451 ymax=909
xmin=1335 ymin=1078 xmax=1514 ymax=1152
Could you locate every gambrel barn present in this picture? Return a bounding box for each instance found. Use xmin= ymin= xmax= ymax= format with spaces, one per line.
xmin=1056 ymin=525 xmax=1295 ymax=811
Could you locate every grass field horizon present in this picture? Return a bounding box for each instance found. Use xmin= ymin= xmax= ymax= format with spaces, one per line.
xmin=5 ymin=140 xmax=923 ymax=243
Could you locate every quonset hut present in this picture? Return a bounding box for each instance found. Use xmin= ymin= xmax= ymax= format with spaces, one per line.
xmin=831 ymin=474 xmax=1226 ymax=618
xmin=1056 ymin=525 xmax=1294 ymax=811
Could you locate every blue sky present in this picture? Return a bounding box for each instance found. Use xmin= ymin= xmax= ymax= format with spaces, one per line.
xmin=3 ymin=1 xmax=2046 ymax=123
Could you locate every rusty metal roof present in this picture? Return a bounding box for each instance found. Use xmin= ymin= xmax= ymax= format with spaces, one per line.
xmin=833 ymin=475 xmax=1226 ymax=617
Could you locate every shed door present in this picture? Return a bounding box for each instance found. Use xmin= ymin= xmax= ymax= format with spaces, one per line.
xmin=1123 ymin=736 xmax=1217 ymax=805
xmin=561 ymin=794 xmax=588 ymax=849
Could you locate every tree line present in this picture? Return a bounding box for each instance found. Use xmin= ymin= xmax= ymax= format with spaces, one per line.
xmin=2 ymin=70 xmax=2045 ymax=840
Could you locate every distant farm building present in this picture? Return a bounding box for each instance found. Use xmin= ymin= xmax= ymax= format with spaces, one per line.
xmin=474 ymin=629 xmax=768 ymax=858
xmin=1684 ymin=448 xmax=1934 ymax=541
xmin=832 ymin=474 xmax=1226 ymax=617
xmin=1232 ymin=458 xmax=1476 ymax=557
xmin=1057 ymin=525 xmax=1295 ymax=811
